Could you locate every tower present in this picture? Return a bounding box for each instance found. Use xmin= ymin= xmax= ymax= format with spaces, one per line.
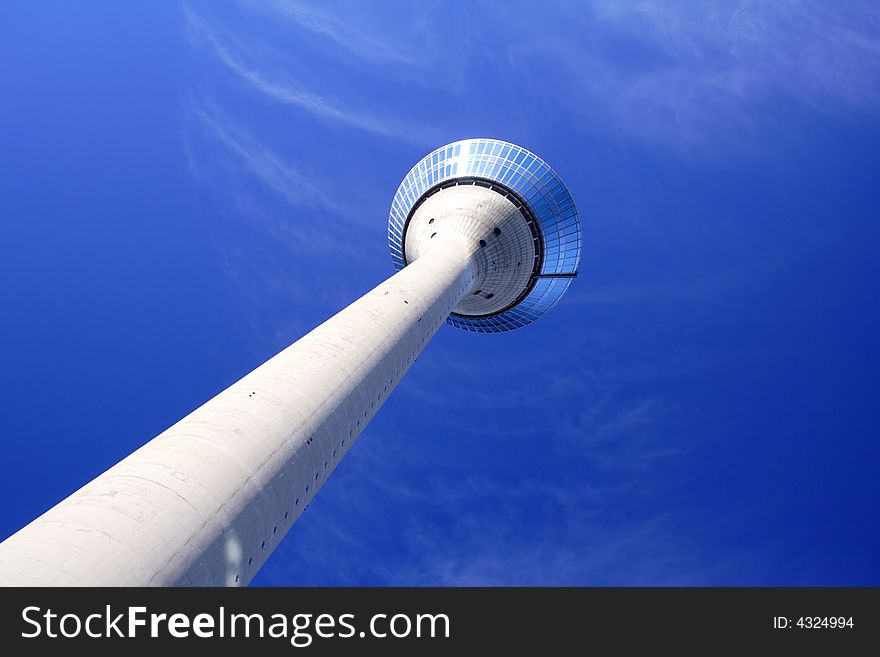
xmin=0 ymin=138 xmax=581 ymax=586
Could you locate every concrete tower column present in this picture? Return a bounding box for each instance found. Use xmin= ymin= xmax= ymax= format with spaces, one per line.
xmin=0 ymin=236 xmax=478 ymax=586
xmin=0 ymin=138 xmax=581 ymax=586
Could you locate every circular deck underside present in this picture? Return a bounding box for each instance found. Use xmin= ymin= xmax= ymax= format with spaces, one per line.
xmin=406 ymin=183 xmax=540 ymax=318
xmin=388 ymin=138 xmax=581 ymax=332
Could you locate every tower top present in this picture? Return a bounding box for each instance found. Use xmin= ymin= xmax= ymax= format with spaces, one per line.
xmin=388 ymin=138 xmax=581 ymax=332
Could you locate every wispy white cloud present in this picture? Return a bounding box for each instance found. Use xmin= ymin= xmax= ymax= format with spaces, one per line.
xmin=234 ymin=0 xmax=469 ymax=95
xmin=184 ymin=4 xmax=433 ymax=144
xmin=186 ymin=99 xmax=344 ymax=214
xmin=261 ymin=393 xmax=734 ymax=586
xmin=385 ymin=513 xmax=734 ymax=586
xmin=502 ymin=0 xmax=880 ymax=150
xmin=238 ymin=0 xmax=426 ymax=68
xmin=181 ymin=98 xmax=386 ymax=350
xmin=597 ymin=0 xmax=880 ymax=105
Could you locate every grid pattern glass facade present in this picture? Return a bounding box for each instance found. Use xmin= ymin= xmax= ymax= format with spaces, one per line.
xmin=388 ymin=138 xmax=581 ymax=332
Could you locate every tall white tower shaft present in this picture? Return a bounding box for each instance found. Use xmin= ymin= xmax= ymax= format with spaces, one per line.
xmin=0 ymin=138 xmax=581 ymax=586
xmin=0 ymin=236 xmax=476 ymax=586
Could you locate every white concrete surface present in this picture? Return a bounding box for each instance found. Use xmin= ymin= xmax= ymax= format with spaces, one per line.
xmin=406 ymin=184 xmax=537 ymax=317
xmin=0 ymin=185 xmax=534 ymax=586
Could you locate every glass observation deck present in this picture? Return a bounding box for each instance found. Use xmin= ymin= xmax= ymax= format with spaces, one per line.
xmin=389 ymin=138 xmax=581 ymax=332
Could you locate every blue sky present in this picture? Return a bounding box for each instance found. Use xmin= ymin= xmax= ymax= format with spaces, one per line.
xmin=1 ymin=1 xmax=879 ymax=585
